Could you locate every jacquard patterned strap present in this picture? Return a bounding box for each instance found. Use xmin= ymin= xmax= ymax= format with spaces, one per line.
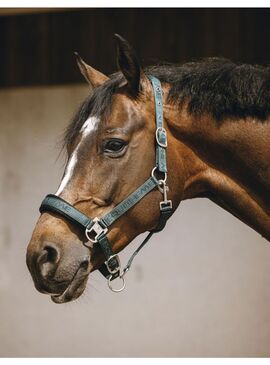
xmin=40 ymin=194 xmax=93 ymax=229
xmin=148 ymin=75 xmax=167 ymax=173
xmin=98 ymin=233 xmax=114 ymax=259
xmin=101 ymin=176 xmax=159 ymax=227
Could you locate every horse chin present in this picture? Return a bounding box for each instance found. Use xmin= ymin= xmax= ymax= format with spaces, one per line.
xmin=51 ymin=267 xmax=89 ymax=304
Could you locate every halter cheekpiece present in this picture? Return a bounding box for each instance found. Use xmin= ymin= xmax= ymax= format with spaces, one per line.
xmin=39 ymin=76 xmax=173 ymax=292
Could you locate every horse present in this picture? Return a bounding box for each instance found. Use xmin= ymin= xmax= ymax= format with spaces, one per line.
xmin=26 ymin=34 xmax=270 ymax=303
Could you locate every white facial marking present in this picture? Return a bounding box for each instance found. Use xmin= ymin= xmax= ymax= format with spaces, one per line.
xmin=80 ymin=115 xmax=100 ymax=136
xmin=55 ymin=115 xmax=100 ymax=196
xmin=55 ymin=151 xmax=78 ymax=196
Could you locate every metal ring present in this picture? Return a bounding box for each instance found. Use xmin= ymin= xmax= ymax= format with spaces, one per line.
xmin=108 ymin=275 xmax=126 ymax=293
xmin=151 ymin=167 xmax=167 ymax=183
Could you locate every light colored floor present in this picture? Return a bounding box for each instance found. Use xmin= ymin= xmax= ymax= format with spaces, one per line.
xmin=0 ymin=85 xmax=270 ymax=357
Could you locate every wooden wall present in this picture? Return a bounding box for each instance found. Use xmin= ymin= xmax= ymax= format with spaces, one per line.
xmin=0 ymin=8 xmax=269 ymax=87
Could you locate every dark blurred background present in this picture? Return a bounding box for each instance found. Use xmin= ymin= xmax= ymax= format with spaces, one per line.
xmin=1 ymin=8 xmax=270 ymax=88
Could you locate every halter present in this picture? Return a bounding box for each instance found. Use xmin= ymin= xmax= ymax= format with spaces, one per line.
xmin=39 ymin=76 xmax=173 ymax=292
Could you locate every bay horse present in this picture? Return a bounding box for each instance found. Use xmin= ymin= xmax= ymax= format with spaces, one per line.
xmin=27 ymin=34 xmax=270 ymax=303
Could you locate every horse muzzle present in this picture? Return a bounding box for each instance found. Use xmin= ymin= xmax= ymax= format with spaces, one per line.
xmin=26 ymin=232 xmax=91 ymax=302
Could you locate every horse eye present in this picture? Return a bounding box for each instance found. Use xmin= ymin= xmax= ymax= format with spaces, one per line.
xmin=103 ymin=139 xmax=126 ymax=153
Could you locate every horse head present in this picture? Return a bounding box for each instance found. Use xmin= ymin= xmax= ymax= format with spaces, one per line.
xmin=26 ymin=35 xmax=184 ymax=302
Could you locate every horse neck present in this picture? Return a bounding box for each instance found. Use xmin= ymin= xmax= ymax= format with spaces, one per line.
xmin=165 ymin=103 xmax=270 ymax=241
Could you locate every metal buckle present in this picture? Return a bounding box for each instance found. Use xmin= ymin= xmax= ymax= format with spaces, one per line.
xmin=156 ymin=127 xmax=167 ymax=148
xmin=85 ymin=218 xmax=108 ymax=243
xmin=106 ymin=254 xmax=121 ymax=275
xmin=160 ymin=200 xmax=173 ymax=211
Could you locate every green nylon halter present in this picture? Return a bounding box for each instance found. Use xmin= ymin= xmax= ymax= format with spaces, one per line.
xmin=39 ymin=75 xmax=173 ymax=293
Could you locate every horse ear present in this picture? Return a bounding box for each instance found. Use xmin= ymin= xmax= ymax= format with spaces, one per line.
xmin=74 ymin=52 xmax=109 ymax=88
xmin=114 ymin=34 xmax=142 ymax=94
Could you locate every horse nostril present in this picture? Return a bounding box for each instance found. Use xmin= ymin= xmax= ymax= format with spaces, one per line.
xmin=44 ymin=245 xmax=59 ymax=263
xmin=80 ymin=258 xmax=90 ymax=270
xmin=37 ymin=244 xmax=60 ymax=278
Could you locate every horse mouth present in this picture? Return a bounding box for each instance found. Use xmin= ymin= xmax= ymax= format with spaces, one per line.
xmin=51 ymin=264 xmax=89 ymax=304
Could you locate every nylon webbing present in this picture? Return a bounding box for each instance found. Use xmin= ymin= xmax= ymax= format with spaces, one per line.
xmin=101 ymin=176 xmax=158 ymax=227
xmin=148 ymin=75 xmax=167 ymax=173
xmin=40 ymin=194 xmax=93 ymax=229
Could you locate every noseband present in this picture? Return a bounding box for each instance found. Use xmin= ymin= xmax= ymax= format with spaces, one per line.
xmin=39 ymin=76 xmax=173 ymax=292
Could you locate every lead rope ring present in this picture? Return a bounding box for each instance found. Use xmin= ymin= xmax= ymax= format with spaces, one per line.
xmin=107 ymin=272 xmax=126 ymax=293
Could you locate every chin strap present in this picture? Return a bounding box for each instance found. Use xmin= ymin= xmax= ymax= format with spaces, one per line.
xmin=39 ymin=75 xmax=173 ymax=293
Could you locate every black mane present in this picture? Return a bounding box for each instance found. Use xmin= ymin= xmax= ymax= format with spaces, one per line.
xmin=64 ymin=57 xmax=270 ymax=148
